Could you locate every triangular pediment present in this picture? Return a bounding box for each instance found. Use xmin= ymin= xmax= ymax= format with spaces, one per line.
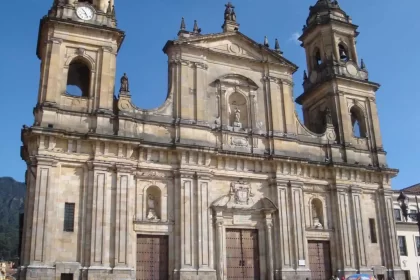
xmin=193 ymin=35 xmax=262 ymax=60
xmin=166 ymin=32 xmax=297 ymax=70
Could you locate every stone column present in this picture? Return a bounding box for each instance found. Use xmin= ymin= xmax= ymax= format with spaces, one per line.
xmin=349 ymin=186 xmax=368 ymax=271
xmin=89 ymin=163 xmax=112 ymax=269
xmin=265 ymin=211 xmax=274 ymax=280
xmin=334 ymin=184 xmax=356 ymax=276
xmin=378 ymin=189 xmax=403 ymax=279
xmin=26 ymin=157 xmax=57 ymax=279
xmin=195 ymin=62 xmax=208 ymax=123
xmin=114 ymin=165 xmax=135 ymax=278
xmin=272 ymin=180 xmax=293 ymax=279
xmin=289 ymin=181 xmax=310 ymax=279
xmin=43 ymin=38 xmax=63 ymax=105
xmin=215 ymin=213 xmax=224 ymax=280
xmin=178 ymin=171 xmax=196 ymax=278
xmin=196 ymin=172 xmax=215 ymax=276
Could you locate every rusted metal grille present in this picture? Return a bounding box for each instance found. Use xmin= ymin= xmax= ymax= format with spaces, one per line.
xmin=226 ymin=229 xmax=260 ymax=280
xmin=308 ymin=241 xmax=332 ymax=280
xmin=136 ymin=235 xmax=168 ymax=280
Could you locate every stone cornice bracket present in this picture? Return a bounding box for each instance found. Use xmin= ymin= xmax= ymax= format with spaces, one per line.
xmin=335 ymin=184 xmax=350 ymax=193
xmin=32 ymin=155 xmax=58 ymax=167
xmin=196 ymin=171 xmax=213 ymax=181
xmin=350 ymin=184 xmax=362 ymax=194
xmin=116 ymin=164 xmax=136 ymax=173
xmin=173 ymin=170 xmax=195 ymax=179
xmin=48 ymin=37 xmax=63 ymax=45
xmin=88 ymin=161 xmax=114 ymax=172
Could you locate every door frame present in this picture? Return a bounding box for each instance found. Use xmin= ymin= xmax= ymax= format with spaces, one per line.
xmin=225 ymin=228 xmax=261 ymax=280
xmin=136 ymin=233 xmax=170 ymax=280
xmin=307 ymin=240 xmax=332 ymax=280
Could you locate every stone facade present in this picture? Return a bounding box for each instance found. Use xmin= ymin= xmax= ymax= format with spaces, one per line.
xmin=19 ymin=0 xmax=403 ymax=280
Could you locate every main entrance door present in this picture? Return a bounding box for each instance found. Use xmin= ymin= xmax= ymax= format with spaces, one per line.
xmin=308 ymin=241 xmax=332 ymax=280
xmin=136 ymin=235 xmax=168 ymax=280
xmin=226 ymin=229 xmax=260 ymax=280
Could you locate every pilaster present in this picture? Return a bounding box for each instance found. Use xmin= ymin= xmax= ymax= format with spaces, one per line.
xmin=349 ymin=186 xmax=368 ymax=271
xmin=43 ymin=38 xmax=63 ymax=105
xmin=89 ymin=162 xmax=113 ymax=269
xmin=29 ymin=157 xmax=58 ymax=266
xmin=335 ymin=184 xmax=357 ymax=275
xmin=97 ymin=46 xmax=116 ymax=111
xmin=272 ymin=180 xmax=293 ymax=277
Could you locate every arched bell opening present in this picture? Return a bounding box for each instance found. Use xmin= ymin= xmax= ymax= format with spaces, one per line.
xmin=313 ymin=47 xmax=322 ymax=67
xmin=350 ymin=106 xmax=367 ymax=138
xmin=66 ymin=58 xmax=91 ymax=97
xmin=338 ymin=43 xmax=349 ymax=62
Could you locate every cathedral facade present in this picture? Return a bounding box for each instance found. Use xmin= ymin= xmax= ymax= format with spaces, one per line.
xmin=20 ymin=0 xmax=403 ymax=280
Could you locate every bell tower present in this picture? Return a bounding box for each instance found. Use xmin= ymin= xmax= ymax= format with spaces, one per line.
xmin=296 ymin=0 xmax=386 ymax=167
xmin=35 ymin=0 xmax=124 ymax=133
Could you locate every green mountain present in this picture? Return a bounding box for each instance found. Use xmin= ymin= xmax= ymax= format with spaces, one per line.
xmin=0 ymin=177 xmax=25 ymax=260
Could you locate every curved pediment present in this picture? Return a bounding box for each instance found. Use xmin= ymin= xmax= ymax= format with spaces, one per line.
xmin=214 ymin=73 xmax=258 ymax=89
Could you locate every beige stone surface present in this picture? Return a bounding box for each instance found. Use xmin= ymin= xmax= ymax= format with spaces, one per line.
xmin=19 ymin=1 xmax=404 ymax=280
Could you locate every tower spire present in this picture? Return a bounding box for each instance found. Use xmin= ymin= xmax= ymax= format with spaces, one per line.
xmin=193 ymin=20 xmax=201 ymax=34
xmin=263 ymin=36 xmax=269 ymax=48
xmin=180 ymin=17 xmax=186 ymax=31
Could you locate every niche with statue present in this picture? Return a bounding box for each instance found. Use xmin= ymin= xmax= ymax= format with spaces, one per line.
xmin=228 ymin=92 xmax=248 ymax=131
xmin=311 ymin=198 xmax=324 ymax=229
xmin=145 ymin=186 xmax=161 ymax=221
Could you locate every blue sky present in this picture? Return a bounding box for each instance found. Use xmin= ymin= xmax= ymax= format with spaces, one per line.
xmin=0 ymin=0 xmax=419 ymax=189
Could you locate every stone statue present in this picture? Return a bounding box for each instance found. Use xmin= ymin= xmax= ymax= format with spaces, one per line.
xmin=312 ymin=204 xmax=323 ymax=229
xmin=120 ymin=73 xmax=129 ymax=92
xmin=147 ymin=194 xmax=159 ymax=220
xmin=325 ymin=107 xmax=332 ymax=124
xmin=224 ymin=2 xmax=235 ymax=21
xmin=234 ymin=107 xmax=241 ymax=123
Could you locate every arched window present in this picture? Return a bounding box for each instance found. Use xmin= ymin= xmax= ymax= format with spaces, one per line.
xmin=146 ymin=186 xmax=161 ymax=221
xmin=350 ymin=106 xmax=366 ymax=138
xmin=313 ymin=47 xmax=322 ymax=67
xmin=66 ymin=58 xmax=91 ymax=97
xmin=338 ymin=43 xmax=349 ymax=62
xmin=311 ymin=198 xmax=324 ymax=229
xmin=79 ymin=0 xmax=93 ymax=3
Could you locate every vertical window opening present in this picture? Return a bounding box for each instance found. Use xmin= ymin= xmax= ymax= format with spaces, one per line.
xmin=338 ymin=43 xmax=349 ymax=62
xmin=314 ymin=48 xmax=322 ymax=67
xmin=66 ymin=59 xmax=90 ymax=97
xmin=398 ymin=236 xmax=407 ymax=256
xmin=394 ymin=209 xmax=402 ymax=221
xmin=64 ymin=203 xmax=75 ymax=232
xmin=369 ymin=218 xmax=377 ymax=243
xmin=350 ymin=106 xmax=366 ymax=138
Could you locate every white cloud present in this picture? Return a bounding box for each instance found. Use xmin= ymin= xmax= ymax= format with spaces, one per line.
xmin=288 ymin=32 xmax=301 ymax=45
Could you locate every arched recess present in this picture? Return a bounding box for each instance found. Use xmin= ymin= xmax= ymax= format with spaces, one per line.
xmin=65 ymin=57 xmax=92 ymax=97
xmin=228 ymin=92 xmax=249 ymax=128
xmin=338 ymin=42 xmax=350 ymax=62
xmin=144 ymin=186 xmax=162 ymax=221
xmin=313 ymin=47 xmax=322 ymax=67
xmin=311 ymin=198 xmax=324 ymax=229
xmin=350 ymin=106 xmax=367 ymax=138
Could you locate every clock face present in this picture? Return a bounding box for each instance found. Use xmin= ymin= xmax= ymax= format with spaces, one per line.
xmin=76 ymin=6 xmax=94 ymax=20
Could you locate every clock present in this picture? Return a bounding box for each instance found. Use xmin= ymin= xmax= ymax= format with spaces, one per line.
xmin=76 ymin=6 xmax=94 ymax=20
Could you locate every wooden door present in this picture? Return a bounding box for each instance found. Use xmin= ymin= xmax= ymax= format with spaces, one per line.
xmin=226 ymin=229 xmax=260 ymax=280
xmin=136 ymin=235 xmax=168 ymax=280
xmin=308 ymin=241 xmax=332 ymax=280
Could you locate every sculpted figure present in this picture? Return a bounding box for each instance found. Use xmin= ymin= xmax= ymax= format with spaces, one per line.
xmin=147 ymin=194 xmax=159 ymax=220
xmin=120 ymin=73 xmax=129 ymax=92
xmin=234 ymin=107 xmax=241 ymax=123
